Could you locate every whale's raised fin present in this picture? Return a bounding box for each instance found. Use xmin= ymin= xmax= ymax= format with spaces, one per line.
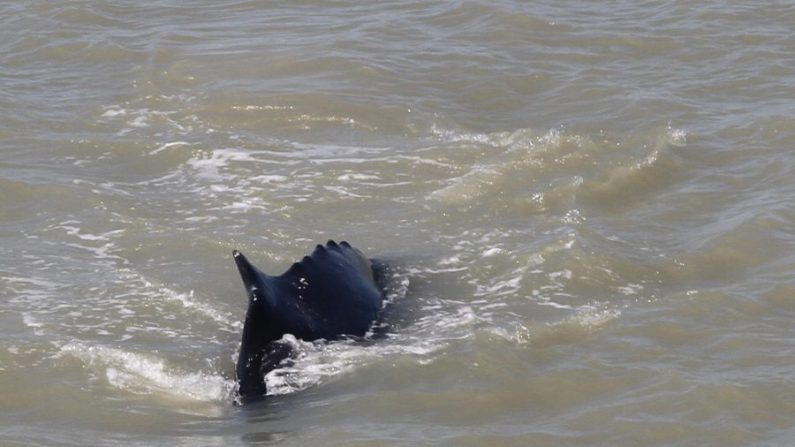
xmin=232 ymin=241 xmax=385 ymax=403
xmin=232 ymin=250 xmax=298 ymax=401
xmin=232 ymin=250 xmax=261 ymax=302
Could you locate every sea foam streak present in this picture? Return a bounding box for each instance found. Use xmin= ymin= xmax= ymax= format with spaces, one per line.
xmin=59 ymin=343 xmax=235 ymax=403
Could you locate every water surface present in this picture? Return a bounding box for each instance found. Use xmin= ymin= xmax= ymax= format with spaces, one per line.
xmin=2 ymin=1 xmax=795 ymax=446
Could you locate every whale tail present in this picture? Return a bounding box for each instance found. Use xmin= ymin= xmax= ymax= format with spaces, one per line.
xmin=233 ymin=250 xmax=258 ymax=299
xmin=232 ymin=241 xmax=385 ymax=403
xmin=232 ymin=250 xmax=295 ymax=401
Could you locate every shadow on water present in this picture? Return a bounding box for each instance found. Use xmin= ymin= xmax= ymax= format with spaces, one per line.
xmin=236 ymin=394 xmax=294 ymax=445
xmin=170 ymin=391 xmax=299 ymax=446
xmin=235 ymin=384 xmax=355 ymax=445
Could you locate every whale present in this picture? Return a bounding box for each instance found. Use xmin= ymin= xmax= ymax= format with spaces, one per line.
xmin=232 ymin=240 xmax=386 ymax=403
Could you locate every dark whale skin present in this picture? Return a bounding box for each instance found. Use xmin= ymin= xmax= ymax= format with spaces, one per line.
xmin=232 ymin=240 xmax=384 ymax=402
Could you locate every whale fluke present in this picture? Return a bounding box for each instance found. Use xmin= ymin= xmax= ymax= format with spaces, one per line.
xmin=233 ymin=240 xmax=385 ymax=402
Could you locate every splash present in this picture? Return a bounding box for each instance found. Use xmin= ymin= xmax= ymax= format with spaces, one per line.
xmin=665 ymin=122 xmax=687 ymax=147
xmin=59 ymin=343 xmax=235 ymax=403
xmin=262 ymin=333 xmax=446 ymax=396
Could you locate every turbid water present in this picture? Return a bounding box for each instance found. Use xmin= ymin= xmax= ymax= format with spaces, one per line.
xmin=2 ymin=1 xmax=795 ymax=446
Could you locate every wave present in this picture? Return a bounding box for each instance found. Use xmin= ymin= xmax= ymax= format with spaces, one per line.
xmin=427 ymin=124 xmax=689 ymax=216
xmin=59 ymin=342 xmax=235 ymax=404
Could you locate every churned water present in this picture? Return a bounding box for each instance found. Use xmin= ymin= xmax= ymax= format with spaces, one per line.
xmin=2 ymin=1 xmax=795 ymax=446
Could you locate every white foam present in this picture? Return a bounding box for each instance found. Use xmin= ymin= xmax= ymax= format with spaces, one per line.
xmin=430 ymin=124 xmax=495 ymax=145
xmin=475 ymin=273 xmax=524 ymax=297
xmin=568 ymin=305 xmax=621 ymax=330
xmin=482 ymin=247 xmax=504 ymax=257
xmin=427 ymin=125 xmax=595 ymax=208
xmin=535 ymin=300 xmax=576 ymax=310
xmin=438 ymin=254 xmax=463 ymax=266
xmin=150 ymin=141 xmax=193 ymax=155
xmin=4 ymin=275 xmax=59 ymax=290
xmin=562 ymin=209 xmax=586 ymax=224
xmin=22 ymin=313 xmax=45 ymax=333
xmin=323 ymin=185 xmax=370 ymax=198
xmin=287 ymin=141 xmax=388 ymax=160
xmin=264 ymin=335 xmax=354 ymax=396
xmin=157 ymin=287 xmax=241 ymax=330
xmin=221 ymin=197 xmax=269 ymax=213
xmin=666 ymin=122 xmax=687 ymax=147
xmin=231 ymin=105 xmax=294 ymax=111
xmin=249 ymin=174 xmax=288 ymax=184
xmin=185 ymin=148 xmax=258 ymax=182
xmin=548 ymin=269 xmax=573 ymax=281
xmin=101 ymin=106 xmax=127 ymax=118
xmin=56 ymin=224 xmax=125 ymax=242
xmin=615 ymin=283 xmax=644 ymax=296
xmin=263 ymin=334 xmax=445 ymax=396
xmin=101 ymin=102 xmax=194 ymax=135
xmin=429 ymin=124 xmax=550 ymax=152
xmin=429 ymin=165 xmax=499 ymax=204
xmin=111 ymin=269 xmax=241 ymax=333
xmin=396 ymin=155 xmax=455 ymax=168
xmin=484 ymin=323 xmax=532 ymax=344
xmin=60 ymin=343 xmax=235 ymax=402
xmin=410 ymin=304 xmax=481 ymax=335
xmin=129 ymin=115 xmax=149 ymax=128
xmin=7 ymin=275 xmax=59 ymax=337
xmin=338 ymin=173 xmax=380 ymax=182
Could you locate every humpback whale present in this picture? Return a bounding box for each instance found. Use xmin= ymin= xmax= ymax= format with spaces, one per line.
xmin=232 ymin=240 xmax=385 ymax=402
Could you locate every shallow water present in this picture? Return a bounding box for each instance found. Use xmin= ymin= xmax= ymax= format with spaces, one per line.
xmin=2 ymin=1 xmax=795 ymax=446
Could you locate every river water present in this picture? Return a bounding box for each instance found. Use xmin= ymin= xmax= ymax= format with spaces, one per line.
xmin=2 ymin=1 xmax=795 ymax=446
